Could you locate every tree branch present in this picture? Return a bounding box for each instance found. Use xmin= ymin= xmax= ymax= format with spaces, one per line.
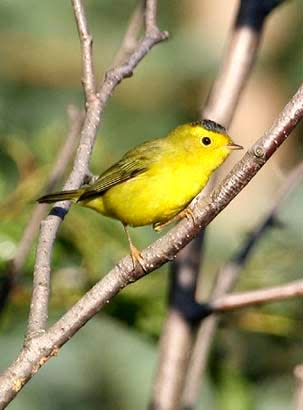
xmin=211 ymin=280 xmax=303 ymax=312
xmin=0 ymin=75 xmax=302 ymax=407
xmin=71 ymin=0 xmax=96 ymax=102
xmin=111 ymin=2 xmax=144 ymax=67
xmin=294 ymin=364 xmax=303 ymax=410
xmin=144 ymin=0 xmax=159 ymax=33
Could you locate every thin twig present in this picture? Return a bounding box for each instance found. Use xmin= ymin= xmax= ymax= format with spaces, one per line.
xmin=0 ymin=78 xmax=302 ymax=408
xmin=181 ymin=159 xmax=303 ymax=408
xmin=71 ymin=0 xmax=96 ymax=101
xmin=144 ymin=0 xmax=158 ymax=33
xmin=112 ymin=2 xmax=144 ymax=67
xmin=211 ymin=280 xmax=303 ymax=311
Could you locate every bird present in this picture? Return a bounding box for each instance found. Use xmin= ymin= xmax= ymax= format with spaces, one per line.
xmin=38 ymin=119 xmax=243 ymax=270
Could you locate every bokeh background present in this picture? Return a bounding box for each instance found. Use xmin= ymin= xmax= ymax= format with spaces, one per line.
xmin=0 ymin=1 xmax=303 ymax=409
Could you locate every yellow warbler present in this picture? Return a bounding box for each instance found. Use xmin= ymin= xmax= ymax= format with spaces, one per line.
xmin=38 ymin=119 xmax=242 ymax=269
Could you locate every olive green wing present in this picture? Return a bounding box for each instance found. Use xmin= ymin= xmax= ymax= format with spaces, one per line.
xmin=78 ymin=139 xmax=162 ymax=201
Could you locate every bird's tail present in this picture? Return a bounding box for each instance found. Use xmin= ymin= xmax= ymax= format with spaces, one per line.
xmin=37 ymin=188 xmax=85 ymax=204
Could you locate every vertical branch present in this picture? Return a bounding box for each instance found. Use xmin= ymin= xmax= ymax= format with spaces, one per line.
xmin=150 ymin=1 xmax=283 ymax=409
xmin=151 ymin=237 xmax=207 ymax=410
xmin=144 ymin=0 xmax=158 ymax=33
xmin=112 ymin=3 xmax=144 ymax=67
xmin=294 ymin=365 xmax=303 ymax=410
xmin=71 ymin=0 xmax=96 ymax=101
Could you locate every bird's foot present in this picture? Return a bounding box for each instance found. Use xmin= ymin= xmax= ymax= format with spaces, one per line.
xmin=153 ymin=207 xmax=196 ymax=232
xmin=130 ymin=243 xmax=147 ymax=272
xmin=153 ymin=219 xmax=172 ymax=232
xmin=179 ymin=206 xmax=196 ymax=225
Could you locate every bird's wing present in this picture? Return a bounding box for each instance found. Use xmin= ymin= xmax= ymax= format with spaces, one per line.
xmin=78 ymin=139 xmax=162 ymax=201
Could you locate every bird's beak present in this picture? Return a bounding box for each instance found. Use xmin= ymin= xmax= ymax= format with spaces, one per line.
xmin=226 ymin=142 xmax=243 ymax=150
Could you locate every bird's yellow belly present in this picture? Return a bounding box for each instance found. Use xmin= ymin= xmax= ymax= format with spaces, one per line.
xmin=85 ymin=164 xmax=208 ymax=227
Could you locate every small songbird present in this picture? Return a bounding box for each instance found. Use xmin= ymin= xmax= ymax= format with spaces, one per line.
xmin=38 ymin=119 xmax=242 ymax=269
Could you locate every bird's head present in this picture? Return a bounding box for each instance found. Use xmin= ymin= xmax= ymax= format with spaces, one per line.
xmin=167 ymin=119 xmax=243 ymax=169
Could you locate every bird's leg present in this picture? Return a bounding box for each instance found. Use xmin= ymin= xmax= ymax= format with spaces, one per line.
xmin=153 ymin=206 xmax=196 ymax=232
xmin=123 ymin=224 xmax=146 ymax=272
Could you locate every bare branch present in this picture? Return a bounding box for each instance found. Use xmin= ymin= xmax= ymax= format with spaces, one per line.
xmin=112 ymin=2 xmax=144 ymax=67
xmin=151 ymin=310 xmax=193 ymax=410
xmin=150 ymin=239 xmax=204 ymax=410
xmin=23 ymin=107 xmax=83 ymax=338
xmin=71 ymin=0 xmax=96 ymax=101
xmin=0 ymin=76 xmax=302 ymax=407
xmin=211 ymin=280 xmax=303 ymax=312
xmin=144 ymin=0 xmax=158 ymax=33
xmin=203 ymin=26 xmax=260 ymax=127
xmin=294 ymin=364 xmax=303 ymax=410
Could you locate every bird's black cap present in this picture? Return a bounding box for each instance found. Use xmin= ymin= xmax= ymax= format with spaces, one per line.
xmin=191 ymin=119 xmax=227 ymax=135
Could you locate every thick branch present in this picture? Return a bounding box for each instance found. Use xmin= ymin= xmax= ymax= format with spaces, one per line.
xmin=0 ymin=78 xmax=302 ymax=408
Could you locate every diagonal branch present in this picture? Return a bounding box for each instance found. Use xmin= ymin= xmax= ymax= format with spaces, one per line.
xmin=0 ymin=78 xmax=302 ymax=408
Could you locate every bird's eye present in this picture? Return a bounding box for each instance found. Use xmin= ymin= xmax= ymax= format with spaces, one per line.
xmin=201 ymin=136 xmax=211 ymax=146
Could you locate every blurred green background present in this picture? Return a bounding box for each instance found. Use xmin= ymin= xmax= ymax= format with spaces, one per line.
xmin=0 ymin=1 xmax=303 ymax=409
